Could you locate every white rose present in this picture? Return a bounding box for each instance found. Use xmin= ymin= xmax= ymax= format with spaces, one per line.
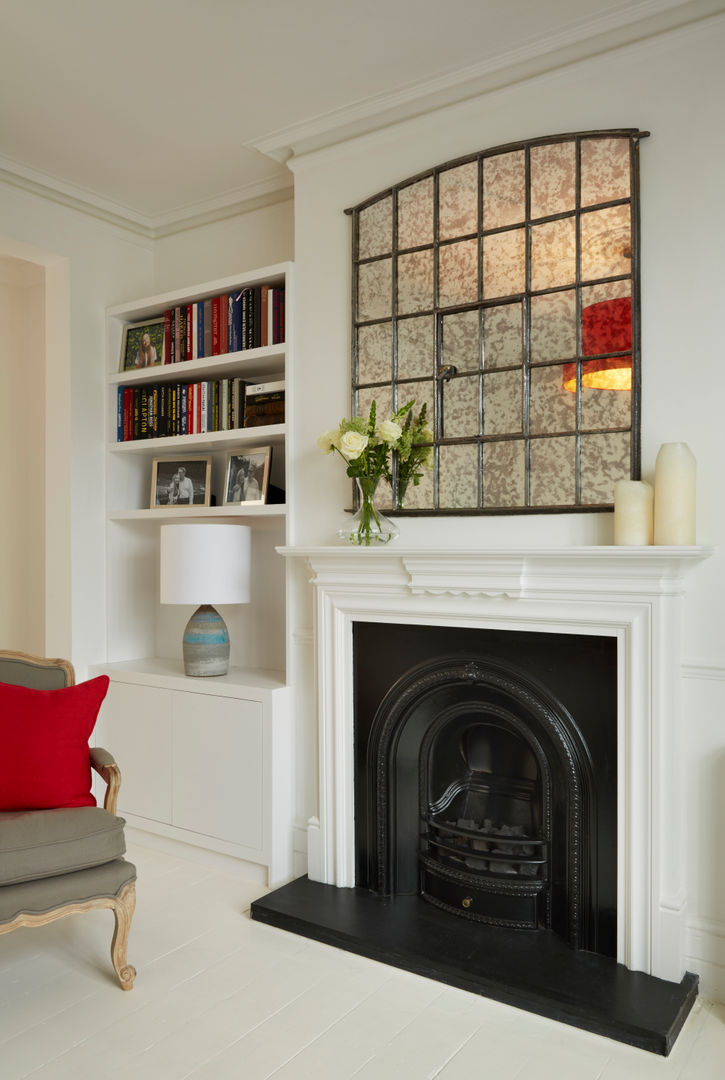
xmin=317 ymin=429 xmax=338 ymax=454
xmin=378 ymin=419 xmax=402 ymax=445
xmin=338 ymin=430 xmax=369 ymax=460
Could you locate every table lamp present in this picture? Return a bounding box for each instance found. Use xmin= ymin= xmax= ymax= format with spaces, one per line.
xmin=160 ymin=523 xmax=251 ymax=676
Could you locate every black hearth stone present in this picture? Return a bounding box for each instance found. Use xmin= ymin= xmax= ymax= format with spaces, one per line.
xmin=251 ymin=877 xmax=697 ymax=1056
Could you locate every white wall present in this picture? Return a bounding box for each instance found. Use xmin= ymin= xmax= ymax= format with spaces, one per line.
xmin=287 ymin=15 xmax=725 ymax=996
xmin=0 ymin=188 xmax=155 ymax=669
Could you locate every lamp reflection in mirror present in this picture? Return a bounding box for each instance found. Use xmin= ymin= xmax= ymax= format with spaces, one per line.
xmin=562 ymin=296 xmax=632 ymax=392
xmin=160 ymin=524 xmax=251 ymax=677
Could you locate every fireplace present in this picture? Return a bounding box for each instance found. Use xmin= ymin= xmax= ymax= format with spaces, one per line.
xmin=354 ymin=624 xmax=617 ymax=956
xmin=252 ymin=546 xmax=711 ymax=1054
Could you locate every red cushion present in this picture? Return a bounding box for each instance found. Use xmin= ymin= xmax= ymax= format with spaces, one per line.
xmin=0 ymin=676 xmax=110 ymax=810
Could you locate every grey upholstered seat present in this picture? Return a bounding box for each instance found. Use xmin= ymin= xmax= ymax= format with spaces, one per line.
xmin=0 ymin=651 xmax=137 ymax=990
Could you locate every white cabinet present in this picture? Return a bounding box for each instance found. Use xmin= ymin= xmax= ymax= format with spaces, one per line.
xmin=93 ymin=660 xmax=293 ymax=887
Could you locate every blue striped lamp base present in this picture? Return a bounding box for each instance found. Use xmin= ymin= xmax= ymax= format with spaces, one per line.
xmin=182 ymin=604 xmax=230 ymax=677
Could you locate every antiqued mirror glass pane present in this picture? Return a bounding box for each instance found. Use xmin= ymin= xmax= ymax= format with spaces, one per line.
xmin=398 ymin=177 xmax=434 ymax=249
xmin=530 ymin=436 xmax=576 ymax=506
xmin=580 ymin=431 xmax=631 ymax=504
xmin=397 ymin=248 xmax=434 ymax=314
xmin=442 ymin=309 xmax=479 ymax=372
xmin=531 ymin=217 xmax=576 ymax=291
xmin=581 ymin=137 xmax=631 ymax=207
xmin=530 ymin=365 xmax=576 ymax=435
xmin=483 ymin=370 xmax=522 ymax=436
xmin=442 ymin=375 xmax=479 ymax=438
xmin=483 ymin=228 xmax=526 ymax=298
xmin=483 ymin=440 xmax=526 ymax=507
xmin=581 ymin=204 xmax=631 ymax=282
xmin=398 ymin=315 xmax=435 ymax=380
xmin=483 ymin=150 xmax=525 ymax=228
xmin=400 ymin=379 xmax=435 ymax=432
xmin=483 ymin=303 xmax=522 ymax=369
xmin=582 ymin=382 xmax=631 ymax=430
xmin=399 ymin=456 xmax=435 ymax=510
xmin=439 ymin=162 xmax=478 ymax=240
xmin=530 ymin=290 xmax=576 ymax=364
xmin=439 ymin=239 xmax=478 ymax=308
xmin=358 ymin=258 xmax=392 ymax=322
xmin=358 ymin=321 xmax=392 ymax=385
xmin=356 ymin=384 xmax=392 ymax=424
xmin=439 ymin=443 xmax=478 ymax=508
xmin=358 ymin=196 xmax=392 ymax=259
xmin=375 ymin=475 xmax=394 ymax=511
xmin=530 ymin=141 xmax=576 ymax=219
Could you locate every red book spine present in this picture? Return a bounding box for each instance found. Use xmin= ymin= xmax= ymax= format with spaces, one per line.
xmin=174 ymin=306 xmax=182 ymax=364
xmin=163 ymin=309 xmax=171 ymax=364
xmin=123 ymin=387 xmax=133 ymax=441
xmin=212 ymin=296 xmax=220 ymax=355
xmin=186 ymin=303 xmax=193 ymax=361
xmin=196 ymin=382 xmax=202 ymax=433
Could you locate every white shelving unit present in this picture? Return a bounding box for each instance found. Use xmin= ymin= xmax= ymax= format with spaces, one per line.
xmin=98 ymin=262 xmax=294 ymax=885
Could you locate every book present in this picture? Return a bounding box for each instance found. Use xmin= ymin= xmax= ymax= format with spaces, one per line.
xmin=229 ymin=292 xmax=242 ymax=353
xmin=191 ymin=302 xmax=198 ymax=361
xmin=186 ymin=303 xmax=193 ymax=361
xmin=197 ymin=301 xmax=205 ymax=358
xmin=174 ymin=306 xmax=182 ymax=364
xmin=211 ymin=296 xmax=220 ymax=355
xmin=203 ymin=299 xmax=213 ymax=358
xmin=117 ymin=387 xmax=124 ymax=442
xmin=218 ymin=294 xmax=228 ymax=355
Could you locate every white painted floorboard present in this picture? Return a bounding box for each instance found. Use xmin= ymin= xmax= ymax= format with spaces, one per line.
xmin=0 ymin=840 xmax=723 ymax=1080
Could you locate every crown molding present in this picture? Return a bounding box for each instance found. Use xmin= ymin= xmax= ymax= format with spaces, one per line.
xmin=0 ymin=152 xmax=293 ymax=240
xmin=252 ymin=0 xmax=724 ymax=163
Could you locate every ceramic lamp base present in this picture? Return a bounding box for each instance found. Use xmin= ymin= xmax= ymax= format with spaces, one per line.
xmin=182 ymin=604 xmax=230 ymax=676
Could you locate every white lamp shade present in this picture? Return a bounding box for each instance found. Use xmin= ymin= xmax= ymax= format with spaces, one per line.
xmin=160 ymin=524 xmax=251 ymax=605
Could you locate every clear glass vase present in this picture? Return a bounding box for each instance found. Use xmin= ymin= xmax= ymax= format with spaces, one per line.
xmin=337 ymin=476 xmax=399 ymax=546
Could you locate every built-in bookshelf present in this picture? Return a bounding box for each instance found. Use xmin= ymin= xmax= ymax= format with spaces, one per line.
xmin=99 ymin=264 xmax=294 ymax=880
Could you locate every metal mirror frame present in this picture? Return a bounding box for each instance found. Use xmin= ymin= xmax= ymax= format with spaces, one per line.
xmin=347 ymin=129 xmax=648 ymax=514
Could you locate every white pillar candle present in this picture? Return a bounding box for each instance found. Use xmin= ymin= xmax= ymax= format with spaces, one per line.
xmin=654 ymin=442 xmax=696 ymax=545
xmin=614 ymin=480 xmax=654 ymax=545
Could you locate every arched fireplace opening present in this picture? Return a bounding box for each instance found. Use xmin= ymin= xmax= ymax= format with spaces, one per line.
xmin=355 ymin=623 xmax=615 ymax=957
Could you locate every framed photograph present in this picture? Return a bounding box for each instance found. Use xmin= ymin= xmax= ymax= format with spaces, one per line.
xmin=150 ymin=457 xmax=212 ymax=508
xmin=121 ymin=317 xmax=165 ymax=371
xmin=223 ymin=447 xmax=272 ymax=506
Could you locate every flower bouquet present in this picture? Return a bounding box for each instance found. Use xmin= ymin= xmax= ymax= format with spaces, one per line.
xmin=318 ymin=400 xmax=433 ymax=545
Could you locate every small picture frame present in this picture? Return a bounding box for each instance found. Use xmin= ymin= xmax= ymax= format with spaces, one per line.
xmin=121 ymin=317 xmax=165 ymax=371
xmin=150 ymin=457 xmax=212 ymax=508
xmin=223 ymin=447 xmax=272 ymax=506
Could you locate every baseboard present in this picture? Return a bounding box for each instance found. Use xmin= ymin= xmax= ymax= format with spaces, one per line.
xmin=686 ymin=916 xmax=725 ymax=1004
xmin=125 ymin=825 xmax=268 ymax=885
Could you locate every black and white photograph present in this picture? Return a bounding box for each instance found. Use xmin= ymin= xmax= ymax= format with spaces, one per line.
xmin=150 ymin=457 xmax=211 ymax=508
xmin=223 ymin=448 xmax=271 ymax=506
xmin=121 ymin=317 xmax=165 ymax=371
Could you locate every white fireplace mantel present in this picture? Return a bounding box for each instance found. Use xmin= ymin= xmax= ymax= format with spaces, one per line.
xmin=281 ymin=545 xmax=712 ymax=983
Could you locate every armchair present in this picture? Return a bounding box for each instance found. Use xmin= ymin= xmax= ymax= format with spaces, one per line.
xmin=0 ymin=651 xmax=136 ymax=990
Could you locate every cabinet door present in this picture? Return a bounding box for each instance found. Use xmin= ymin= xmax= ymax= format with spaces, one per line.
xmin=171 ymin=692 xmax=264 ymax=852
xmin=97 ymin=681 xmax=173 ymax=824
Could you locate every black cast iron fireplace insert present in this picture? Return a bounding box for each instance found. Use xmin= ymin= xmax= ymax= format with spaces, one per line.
xmin=251 ymin=622 xmax=698 ymax=1054
xmin=356 ymin=623 xmax=615 ymax=957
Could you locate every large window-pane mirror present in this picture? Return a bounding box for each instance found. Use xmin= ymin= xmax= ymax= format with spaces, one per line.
xmin=348 ymin=130 xmax=645 ymax=513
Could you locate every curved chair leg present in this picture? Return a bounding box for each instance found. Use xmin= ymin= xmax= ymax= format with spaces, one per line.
xmin=110 ymin=882 xmax=137 ymax=990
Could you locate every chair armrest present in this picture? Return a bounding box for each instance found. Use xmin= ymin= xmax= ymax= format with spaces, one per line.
xmin=90 ymin=747 xmax=122 ymax=816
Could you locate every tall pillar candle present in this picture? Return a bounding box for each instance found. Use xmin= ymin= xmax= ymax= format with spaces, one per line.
xmin=613 ymin=480 xmax=654 ymax=545
xmin=654 ymin=442 xmax=696 ymax=545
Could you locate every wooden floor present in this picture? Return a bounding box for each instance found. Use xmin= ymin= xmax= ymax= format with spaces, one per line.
xmin=1 ymin=840 xmax=723 ymax=1080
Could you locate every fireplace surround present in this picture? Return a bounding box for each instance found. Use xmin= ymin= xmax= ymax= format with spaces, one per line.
xmin=252 ymin=546 xmax=711 ymax=1053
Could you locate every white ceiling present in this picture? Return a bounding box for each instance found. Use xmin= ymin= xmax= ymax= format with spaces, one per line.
xmin=0 ymin=0 xmax=720 ymax=232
